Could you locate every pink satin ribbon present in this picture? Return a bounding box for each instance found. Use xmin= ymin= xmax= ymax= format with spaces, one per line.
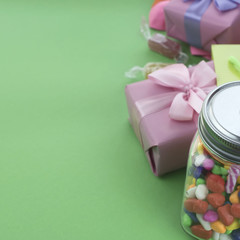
xmin=137 ymin=60 xmax=216 ymax=121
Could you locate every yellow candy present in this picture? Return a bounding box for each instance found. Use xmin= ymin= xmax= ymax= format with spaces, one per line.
xmin=224 ymin=165 xmax=230 ymax=170
xmin=187 ymin=184 xmax=196 ymax=190
xmin=210 ymin=221 xmax=226 ymax=234
xmin=237 ymin=176 xmax=240 ymax=184
xmin=197 ymin=142 xmax=204 ymax=154
xmin=230 ymin=190 xmax=239 ymax=204
xmin=226 ymin=219 xmax=240 ymax=231
xmin=192 ymin=178 xmax=196 ymax=185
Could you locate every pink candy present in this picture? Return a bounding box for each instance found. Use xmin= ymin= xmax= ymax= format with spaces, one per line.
xmin=203 ymin=210 xmax=218 ymax=222
xmin=202 ymin=158 xmax=214 ymax=170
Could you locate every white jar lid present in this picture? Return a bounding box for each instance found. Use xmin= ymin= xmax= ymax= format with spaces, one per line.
xmin=198 ymin=81 xmax=240 ymax=163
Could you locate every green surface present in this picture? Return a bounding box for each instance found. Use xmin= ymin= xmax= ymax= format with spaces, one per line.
xmin=0 ymin=1 xmax=204 ymax=239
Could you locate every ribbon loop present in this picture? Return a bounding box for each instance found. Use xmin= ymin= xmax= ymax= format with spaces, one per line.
xmin=148 ymin=60 xmax=216 ymax=121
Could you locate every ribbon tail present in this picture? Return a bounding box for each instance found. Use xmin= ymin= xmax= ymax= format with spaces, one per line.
xmin=188 ymin=90 xmax=203 ymax=114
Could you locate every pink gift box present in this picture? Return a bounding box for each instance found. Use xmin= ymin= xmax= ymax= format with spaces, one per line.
xmin=125 ymin=61 xmax=216 ymax=176
xmin=164 ymin=0 xmax=240 ymax=52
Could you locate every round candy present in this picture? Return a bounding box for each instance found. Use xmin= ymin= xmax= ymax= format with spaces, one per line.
xmin=194 ymin=166 xmax=204 ymax=179
xmin=186 ymin=186 xmax=197 ymax=198
xmin=195 ymin=184 xmax=208 ymax=200
xmin=196 ymin=178 xmax=206 ymax=186
xmin=210 ymin=221 xmax=226 ymax=234
xmin=195 ymin=154 xmax=205 ymax=167
xmin=182 ymin=213 xmax=192 ymax=227
xmin=196 ymin=213 xmax=211 ymax=231
xmin=212 ymin=165 xmax=222 ymax=175
xmin=231 ymin=228 xmax=240 ymax=240
xmin=219 ymin=233 xmax=232 ymax=240
xmin=206 ymin=174 xmax=225 ymax=193
xmin=202 ymin=158 xmax=214 ymax=171
xmin=203 ymin=210 xmax=218 ymax=222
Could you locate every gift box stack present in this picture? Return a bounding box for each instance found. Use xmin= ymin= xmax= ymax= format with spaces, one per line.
xmin=125 ymin=0 xmax=240 ymax=176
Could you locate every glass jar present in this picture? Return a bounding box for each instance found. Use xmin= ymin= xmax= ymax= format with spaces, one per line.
xmin=181 ymin=82 xmax=240 ymax=240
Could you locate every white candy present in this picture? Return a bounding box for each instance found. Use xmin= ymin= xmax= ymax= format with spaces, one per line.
xmin=213 ymin=231 xmax=220 ymax=240
xmin=219 ymin=234 xmax=232 ymax=240
xmin=185 ymin=186 xmax=197 ymax=198
xmin=196 ymin=214 xmax=211 ymax=231
xmin=194 ymin=154 xmax=206 ymax=167
xmin=195 ymin=184 xmax=209 ymax=200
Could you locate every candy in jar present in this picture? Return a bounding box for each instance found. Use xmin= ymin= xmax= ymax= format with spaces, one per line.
xmin=181 ymin=81 xmax=240 ymax=240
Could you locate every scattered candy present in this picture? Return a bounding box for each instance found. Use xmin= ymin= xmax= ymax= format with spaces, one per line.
xmin=196 ymin=178 xmax=206 ymax=186
xmin=184 ymin=198 xmax=208 ymax=214
xmin=207 ymin=193 xmax=225 ymax=209
xmin=191 ymin=224 xmax=213 ymax=239
xmin=206 ymin=174 xmax=225 ymax=193
xmin=221 ymin=168 xmax=228 ymax=176
xmin=237 ymin=176 xmax=240 ymax=185
xmin=186 ymin=186 xmax=197 ymax=198
xmin=211 ymin=221 xmax=227 ymax=234
xmin=231 ymin=204 xmax=240 ymax=218
xmin=203 ymin=158 xmax=215 ymax=171
xmin=203 ymin=210 xmax=219 ymax=222
xmin=197 ymin=213 xmax=212 ymax=231
xmin=184 ymin=209 xmax=199 ymax=223
xmin=212 ymin=165 xmax=223 ymax=175
xmin=230 ymin=190 xmax=240 ymax=204
xmin=213 ymin=231 xmax=220 ymax=240
xmin=195 ymin=184 xmax=209 ymax=200
xmin=231 ymin=228 xmax=240 ymax=240
xmin=226 ymin=165 xmax=240 ymax=194
xmin=226 ymin=230 xmax=233 ymax=235
xmin=218 ymin=204 xmax=234 ymax=226
xmin=226 ymin=219 xmax=240 ymax=231
xmin=192 ymin=178 xmax=196 ymax=185
xmin=187 ymin=184 xmax=196 ymax=190
xmin=182 ymin=213 xmax=192 ymax=227
xmin=197 ymin=142 xmax=204 ymax=155
xmin=194 ymin=166 xmax=204 ymax=179
xmin=195 ymin=154 xmax=206 ymax=167
xmin=219 ymin=233 xmax=232 ymax=240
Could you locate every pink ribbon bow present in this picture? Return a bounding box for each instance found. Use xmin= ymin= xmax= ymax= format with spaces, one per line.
xmin=147 ymin=60 xmax=216 ymax=121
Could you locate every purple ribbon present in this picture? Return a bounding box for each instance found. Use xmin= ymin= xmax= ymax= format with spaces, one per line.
xmin=184 ymin=0 xmax=240 ymax=48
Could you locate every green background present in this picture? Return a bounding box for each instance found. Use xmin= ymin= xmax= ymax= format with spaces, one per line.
xmin=0 ymin=1 xmax=203 ymax=239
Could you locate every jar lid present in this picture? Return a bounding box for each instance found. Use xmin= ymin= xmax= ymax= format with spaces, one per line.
xmin=198 ymin=81 xmax=240 ymax=163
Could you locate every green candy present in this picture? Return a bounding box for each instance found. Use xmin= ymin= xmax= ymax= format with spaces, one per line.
xmin=226 ymin=230 xmax=232 ymax=235
xmin=222 ymin=175 xmax=227 ymax=181
xmin=222 ymin=191 xmax=226 ymax=197
xmin=183 ymin=214 xmax=192 ymax=227
xmin=212 ymin=165 xmax=222 ymax=175
xmin=221 ymin=167 xmax=228 ymax=175
xmin=196 ymin=178 xmax=206 ymax=186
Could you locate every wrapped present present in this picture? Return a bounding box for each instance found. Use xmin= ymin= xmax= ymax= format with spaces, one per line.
xmin=125 ymin=61 xmax=216 ymax=176
xmin=164 ymin=0 xmax=240 ymax=52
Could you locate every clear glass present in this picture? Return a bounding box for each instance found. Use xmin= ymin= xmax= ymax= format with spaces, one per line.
xmin=181 ymin=132 xmax=240 ymax=240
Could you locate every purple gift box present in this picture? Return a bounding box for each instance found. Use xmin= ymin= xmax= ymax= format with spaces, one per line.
xmin=164 ymin=0 xmax=240 ymax=52
xmin=125 ymin=61 xmax=216 ymax=176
